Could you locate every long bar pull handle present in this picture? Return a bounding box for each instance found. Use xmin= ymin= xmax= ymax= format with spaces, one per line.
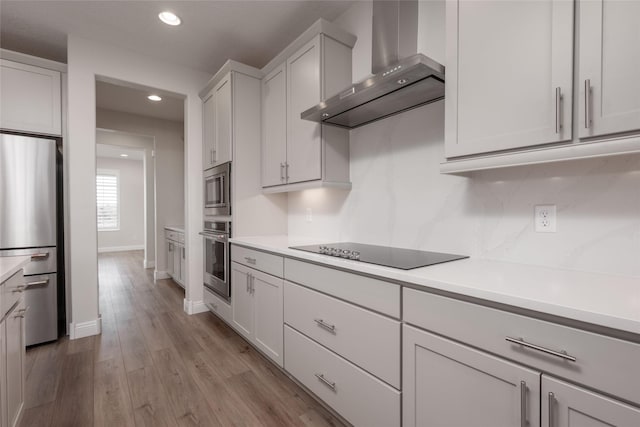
xmin=520 ymin=381 xmax=528 ymax=427
xmin=25 ymin=279 xmax=49 ymax=287
xmin=584 ymin=79 xmax=591 ymax=129
xmin=246 ymin=273 xmax=250 ymax=293
xmin=314 ymin=319 xmax=336 ymax=333
xmin=548 ymin=392 xmax=555 ymax=427
xmin=249 ymin=274 xmax=255 ymax=295
xmin=30 ymin=253 xmax=49 ymax=260
xmin=314 ymin=373 xmax=336 ymax=391
xmin=280 ymin=163 xmax=285 ymax=181
xmin=285 ymin=162 xmax=290 ymax=180
xmin=555 ymin=87 xmax=562 ymax=134
xmin=506 ymin=337 xmax=577 ymax=362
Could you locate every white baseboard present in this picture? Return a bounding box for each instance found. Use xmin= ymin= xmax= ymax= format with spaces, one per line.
xmin=69 ymin=317 xmax=102 ymax=340
xmin=143 ymin=259 xmax=155 ymax=269
xmin=98 ymin=245 xmax=144 ymax=253
xmin=154 ymin=270 xmax=170 ymax=281
xmin=183 ymin=299 xmax=208 ymax=315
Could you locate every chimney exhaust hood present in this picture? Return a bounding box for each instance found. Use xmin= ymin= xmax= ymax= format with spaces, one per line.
xmin=301 ymin=0 xmax=445 ymax=129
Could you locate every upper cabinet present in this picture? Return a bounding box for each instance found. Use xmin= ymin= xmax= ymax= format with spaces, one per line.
xmin=442 ymin=0 xmax=640 ymax=173
xmin=579 ymin=0 xmax=640 ymax=138
xmin=203 ymin=73 xmax=233 ymax=170
xmin=444 ymin=0 xmax=574 ymax=158
xmin=0 ymin=59 xmax=62 ymax=136
xmin=261 ymin=22 xmax=355 ymax=193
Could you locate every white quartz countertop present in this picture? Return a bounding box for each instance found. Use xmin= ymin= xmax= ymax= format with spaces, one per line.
xmin=230 ymin=235 xmax=640 ymax=336
xmin=0 ymin=256 xmax=31 ymax=284
xmin=164 ymin=226 xmax=184 ymax=233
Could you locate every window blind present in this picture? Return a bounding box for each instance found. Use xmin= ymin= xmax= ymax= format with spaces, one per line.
xmin=96 ymin=173 xmax=119 ymax=230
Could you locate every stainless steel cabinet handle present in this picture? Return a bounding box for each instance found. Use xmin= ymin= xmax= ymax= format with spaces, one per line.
xmin=14 ymin=307 xmax=29 ymax=319
xmin=520 ymin=381 xmax=527 ymax=427
xmin=555 ymin=87 xmax=562 ymax=134
xmin=548 ymin=392 xmax=555 ymax=427
xmin=12 ymin=285 xmax=26 ymax=293
xmin=506 ymin=337 xmax=577 ymax=362
xmin=246 ymin=273 xmax=250 ymax=293
xmin=584 ymin=79 xmax=591 ymax=129
xmin=30 ymin=253 xmax=49 ymax=260
xmin=314 ymin=373 xmax=336 ymax=391
xmin=244 ymin=256 xmax=256 ymax=265
xmin=25 ymin=279 xmax=49 ymax=287
xmin=285 ymin=162 xmax=290 ymax=180
xmin=314 ymin=319 xmax=336 ymax=333
xmin=250 ymin=274 xmax=255 ymax=294
xmin=280 ymin=162 xmax=285 ymax=180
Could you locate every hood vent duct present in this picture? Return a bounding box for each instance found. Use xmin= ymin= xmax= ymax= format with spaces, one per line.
xmin=301 ymin=0 xmax=445 ymax=129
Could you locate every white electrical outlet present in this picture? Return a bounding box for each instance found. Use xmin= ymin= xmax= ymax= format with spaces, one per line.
xmin=306 ymin=208 xmax=313 ymax=222
xmin=534 ymin=205 xmax=557 ymax=232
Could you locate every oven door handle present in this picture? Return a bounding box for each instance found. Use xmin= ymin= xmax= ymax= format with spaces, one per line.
xmin=199 ymin=231 xmax=227 ymax=241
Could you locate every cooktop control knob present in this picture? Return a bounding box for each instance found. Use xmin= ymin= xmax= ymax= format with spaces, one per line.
xmin=341 ymin=249 xmax=351 ymax=258
xmin=350 ymin=251 xmax=360 ymax=260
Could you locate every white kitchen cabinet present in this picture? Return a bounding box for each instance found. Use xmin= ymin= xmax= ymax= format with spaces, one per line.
xmin=542 ymin=376 xmax=640 ymax=427
xmin=202 ymin=73 xmax=233 ymax=170
xmin=261 ymin=32 xmax=353 ymax=192
xmin=579 ymin=0 xmax=640 ymax=138
xmin=164 ymin=228 xmax=185 ymax=288
xmin=403 ymin=324 xmax=541 ymax=427
xmin=261 ymin=63 xmax=287 ymax=187
xmin=2 ymin=299 xmax=26 ymax=427
xmin=445 ymin=0 xmax=574 ymax=158
xmin=0 ymin=59 xmax=61 ymax=136
xmin=231 ymin=262 xmax=283 ymax=367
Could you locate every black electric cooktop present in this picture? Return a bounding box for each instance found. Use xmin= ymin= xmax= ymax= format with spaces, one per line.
xmin=289 ymin=242 xmax=468 ymax=270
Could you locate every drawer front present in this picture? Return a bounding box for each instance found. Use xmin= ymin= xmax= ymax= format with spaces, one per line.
xmin=165 ymin=230 xmax=178 ymax=242
xmin=284 ymin=326 xmax=401 ymax=427
xmin=2 ymin=270 xmax=24 ymax=317
xmin=284 ymin=281 xmax=400 ymax=388
xmin=204 ymin=287 xmax=232 ymax=325
xmin=231 ymin=245 xmax=283 ymax=278
xmin=0 ymin=248 xmax=56 ymax=275
xmin=284 ymin=258 xmax=400 ymax=318
xmin=404 ymin=288 xmax=640 ymax=405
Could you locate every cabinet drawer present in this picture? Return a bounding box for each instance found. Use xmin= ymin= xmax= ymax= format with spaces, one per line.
xmin=404 ymin=288 xmax=640 ymax=405
xmin=284 ymin=326 xmax=400 ymax=427
xmin=2 ymin=270 xmax=23 ymax=317
xmin=0 ymin=248 xmax=55 ymax=275
xmin=165 ymin=230 xmax=178 ymax=242
xmin=204 ymin=287 xmax=232 ymax=325
xmin=284 ymin=282 xmax=400 ymax=388
xmin=231 ymin=245 xmax=283 ymax=278
xmin=285 ymin=258 xmax=400 ymax=318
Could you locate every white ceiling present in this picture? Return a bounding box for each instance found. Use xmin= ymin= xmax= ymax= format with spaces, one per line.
xmin=96 ymin=143 xmax=145 ymax=161
xmin=96 ymin=80 xmax=185 ymax=122
xmin=0 ymin=1 xmax=354 ymax=74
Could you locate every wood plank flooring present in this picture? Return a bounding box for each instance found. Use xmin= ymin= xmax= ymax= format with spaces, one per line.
xmin=20 ymin=250 xmax=345 ymax=427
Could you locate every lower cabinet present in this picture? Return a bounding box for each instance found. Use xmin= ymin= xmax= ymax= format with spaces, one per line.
xmin=166 ymin=241 xmax=174 ymax=278
xmin=231 ymin=262 xmax=283 ymax=367
xmin=165 ymin=229 xmax=185 ymax=288
xmin=403 ymin=324 xmax=540 ymax=427
xmin=1 ymin=298 xmax=26 ymax=427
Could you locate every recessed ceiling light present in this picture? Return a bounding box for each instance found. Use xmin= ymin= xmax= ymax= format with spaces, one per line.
xmin=148 ymin=94 xmax=162 ymax=102
xmin=120 ymin=154 xmax=129 ymax=158
xmin=158 ymin=11 xmax=181 ymax=26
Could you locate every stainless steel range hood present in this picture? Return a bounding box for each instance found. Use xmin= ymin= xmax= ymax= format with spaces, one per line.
xmin=301 ymin=0 xmax=445 ymax=129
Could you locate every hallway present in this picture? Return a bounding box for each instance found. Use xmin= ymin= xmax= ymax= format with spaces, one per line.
xmin=20 ymin=250 xmax=344 ymax=427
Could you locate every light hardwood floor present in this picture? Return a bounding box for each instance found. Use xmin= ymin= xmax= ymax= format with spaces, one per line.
xmin=20 ymin=250 xmax=345 ymax=427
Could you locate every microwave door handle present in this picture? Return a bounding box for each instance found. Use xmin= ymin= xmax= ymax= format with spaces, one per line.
xmin=219 ymin=175 xmax=225 ymax=206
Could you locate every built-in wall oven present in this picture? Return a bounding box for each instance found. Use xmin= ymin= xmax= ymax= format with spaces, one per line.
xmin=200 ymin=220 xmax=231 ymax=301
xmin=204 ymin=162 xmax=231 ymax=216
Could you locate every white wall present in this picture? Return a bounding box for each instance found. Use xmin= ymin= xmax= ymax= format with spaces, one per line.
xmin=67 ymin=34 xmax=210 ymax=339
xmin=287 ymin=1 xmax=640 ymax=278
xmin=97 ymin=109 xmax=184 ymax=274
xmin=96 ymin=157 xmax=144 ymax=251
xmin=96 ymin=129 xmax=155 ymax=266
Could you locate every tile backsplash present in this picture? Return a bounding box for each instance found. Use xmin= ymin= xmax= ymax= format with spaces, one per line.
xmin=288 ymin=102 xmax=640 ymax=277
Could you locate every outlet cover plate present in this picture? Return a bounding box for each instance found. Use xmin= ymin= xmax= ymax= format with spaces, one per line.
xmin=535 ymin=205 xmax=556 ymax=232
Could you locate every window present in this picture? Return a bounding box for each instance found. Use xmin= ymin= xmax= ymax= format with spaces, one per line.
xmin=96 ymin=169 xmax=119 ymax=231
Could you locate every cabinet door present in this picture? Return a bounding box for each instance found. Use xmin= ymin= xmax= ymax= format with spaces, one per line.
xmin=214 ymin=74 xmax=233 ymax=166
xmin=5 ymin=300 xmax=25 ymax=427
xmin=262 ymin=64 xmax=288 ymax=187
xmin=231 ymin=263 xmax=253 ymax=340
xmin=403 ymin=324 xmax=541 ymax=427
xmin=445 ymin=0 xmax=574 ymax=158
xmin=543 ymin=376 xmax=640 ymax=427
xmin=0 ymin=60 xmax=61 ymax=136
xmin=166 ymin=241 xmax=174 ymax=277
xmin=579 ymin=0 xmax=640 ymax=138
xmin=252 ymin=269 xmax=283 ymax=367
xmin=286 ymin=36 xmax=322 ymax=184
xmin=202 ymin=90 xmax=215 ymax=170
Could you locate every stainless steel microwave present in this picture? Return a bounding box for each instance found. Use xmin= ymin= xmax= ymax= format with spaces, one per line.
xmin=204 ymin=162 xmax=231 ymax=216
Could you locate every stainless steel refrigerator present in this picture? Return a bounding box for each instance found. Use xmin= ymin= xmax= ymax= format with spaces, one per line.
xmin=0 ymin=132 xmax=65 ymax=346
